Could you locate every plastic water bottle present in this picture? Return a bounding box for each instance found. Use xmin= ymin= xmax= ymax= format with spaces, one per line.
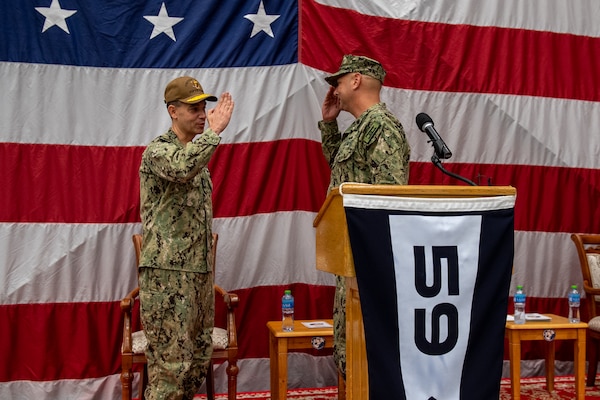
xmin=514 ymin=285 xmax=526 ymax=325
xmin=568 ymin=284 xmax=581 ymax=323
xmin=282 ymin=289 xmax=294 ymax=331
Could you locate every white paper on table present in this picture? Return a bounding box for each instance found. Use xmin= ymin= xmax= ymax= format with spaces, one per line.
xmin=506 ymin=313 xmax=552 ymax=321
xmin=301 ymin=321 xmax=333 ymax=328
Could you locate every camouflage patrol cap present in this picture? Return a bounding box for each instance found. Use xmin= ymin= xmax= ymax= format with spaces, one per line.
xmin=164 ymin=76 xmax=217 ymax=104
xmin=325 ymin=55 xmax=386 ymax=86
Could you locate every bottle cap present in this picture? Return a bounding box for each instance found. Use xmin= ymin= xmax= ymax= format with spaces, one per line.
xmin=516 ymin=285 xmax=523 ymax=290
xmin=571 ymin=284 xmax=578 ymax=289
xmin=284 ymin=289 xmax=291 ymax=295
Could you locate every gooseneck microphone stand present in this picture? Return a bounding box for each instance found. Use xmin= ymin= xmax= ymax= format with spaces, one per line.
xmin=431 ymin=154 xmax=477 ymax=186
xmin=415 ymin=112 xmax=478 ymax=186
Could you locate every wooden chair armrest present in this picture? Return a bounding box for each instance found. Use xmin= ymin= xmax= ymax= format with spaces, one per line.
xmin=214 ymin=284 xmax=239 ymax=348
xmin=214 ymin=285 xmax=239 ymax=310
xmin=583 ymin=281 xmax=600 ymax=296
xmin=225 ymin=292 xmax=239 ymax=309
xmin=120 ymin=287 xmax=140 ymax=312
xmin=120 ymin=287 xmax=139 ymax=354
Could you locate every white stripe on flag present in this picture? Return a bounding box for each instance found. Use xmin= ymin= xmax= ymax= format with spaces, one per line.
xmin=214 ymin=211 xmax=334 ymax=290
xmin=4 ymin=62 xmax=600 ymax=170
xmin=0 ymin=62 xmax=322 ymax=146
xmin=0 ymin=375 xmax=123 ymax=400
xmin=0 ymin=211 xmax=331 ymax=306
xmin=0 ymin=224 xmax=580 ymax=306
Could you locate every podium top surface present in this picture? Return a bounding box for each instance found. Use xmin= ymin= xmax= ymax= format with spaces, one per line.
xmin=314 ymin=184 xmax=516 ymax=227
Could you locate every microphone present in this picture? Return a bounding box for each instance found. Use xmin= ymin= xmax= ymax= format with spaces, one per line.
xmin=415 ymin=113 xmax=452 ymax=159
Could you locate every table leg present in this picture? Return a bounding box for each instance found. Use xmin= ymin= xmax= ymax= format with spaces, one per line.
xmin=338 ymin=370 xmax=346 ymax=400
xmin=544 ymin=340 xmax=555 ymax=392
xmin=575 ymin=328 xmax=586 ymax=399
xmin=269 ymin=333 xmax=289 ymax=400
xmin=508 ymin=332 xmax=521 ymax=400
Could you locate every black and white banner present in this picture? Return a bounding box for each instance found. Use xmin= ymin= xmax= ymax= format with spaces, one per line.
xmin=343 ymin=193 xmax=515 ymax=400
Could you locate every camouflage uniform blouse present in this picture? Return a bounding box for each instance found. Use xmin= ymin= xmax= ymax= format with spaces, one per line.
xmin=139 ymin=128 xmax=220 ymax=273
xmin=319 ymin=102 xmax=410 ymax=378
xmin=319 ymin=102 xmax=410 ymax=188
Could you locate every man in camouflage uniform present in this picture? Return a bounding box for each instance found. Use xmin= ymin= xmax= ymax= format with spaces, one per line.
xmin=318 ymin=55 xmax=411 ymax=381
xmin=138 ymin=76 xmax=234 ymax=400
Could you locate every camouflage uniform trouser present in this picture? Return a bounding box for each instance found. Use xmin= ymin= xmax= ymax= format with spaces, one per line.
xmin=333 ymin=275 xmax=346 ymax=380
xmin=139 ymin=267 xmax=214 ymax=400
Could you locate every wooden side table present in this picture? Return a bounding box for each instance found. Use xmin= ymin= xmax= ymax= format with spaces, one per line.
xmin=267 ymin=319 xmax=344 ymax=400
xmin=505 ymin=313 xmax=588 ymax=400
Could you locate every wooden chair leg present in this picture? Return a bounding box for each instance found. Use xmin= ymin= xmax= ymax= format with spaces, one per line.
xmin=226 ymin=359 xmax=239 ymax=400
xmin=206 ymin=360 xmax=215 ymax=400
xmin=121 ymin=367 xmax=133 ymax=400
xmin=588 ymin=340 xmax=599 ymax=386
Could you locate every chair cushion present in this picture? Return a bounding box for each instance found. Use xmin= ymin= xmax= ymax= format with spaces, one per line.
xmin=131 ymin=330 xmax=148 ymax=354
xmin=129 ymin=327 xmax=228 ymax=354
xmin=588 ymin=254 xmax=600 ymax=301
xmin=589 ymin=316 xmax=600 ymax=332
xmin=212 ymin=327 xmax=229 ymax=349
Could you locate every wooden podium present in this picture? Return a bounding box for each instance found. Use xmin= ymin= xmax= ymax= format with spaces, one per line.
xmin=313 ymin=183 xmax=517 ymax=400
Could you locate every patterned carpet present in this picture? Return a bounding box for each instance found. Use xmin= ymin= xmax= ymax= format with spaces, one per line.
xmin=194 ymin=386 xmax=339 ymax=399
xmin=193 ymin=377 xmax=600 ymax=399
xmin=499 ymin=375 xmax=600 ymax=399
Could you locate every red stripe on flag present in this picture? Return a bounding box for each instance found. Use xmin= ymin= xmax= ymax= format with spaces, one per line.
xmin=0 ymin=140 xmax=331 ymax=223
xmin=1 ymin=143 xmax=144 ymax=223
xmin=0 ymin=302 xmax=123 ymax=382
xmin=0 ymin=291 xmax=576 ymax=383
xmin=0 ymin=284 xmax=334 ymax=382
xmin=301 ymin=0 xmax=600 ymax=102
xmin=3 ymin=143 xmax=598 ymax=233
xmin=409 ymin=162 xmax=600 ymax=234
xmin=210 ymin=139 xmax=331 ymax=218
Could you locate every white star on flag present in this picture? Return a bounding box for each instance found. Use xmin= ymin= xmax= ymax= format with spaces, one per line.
xmin=244 ymin=0 xmax=280 ymax=38
xmin=143 ymin=2 xmax=183 ymax=41
xmin=35 ymin=0 xmax=77 ymax=34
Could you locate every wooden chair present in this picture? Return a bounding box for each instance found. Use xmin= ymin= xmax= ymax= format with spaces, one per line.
xmin=571 ymin=233 xmax=600 ymax=386
xmin=120 ymin=233 xmax=239 ymax=400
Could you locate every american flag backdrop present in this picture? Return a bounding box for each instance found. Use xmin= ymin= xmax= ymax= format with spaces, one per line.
xmin=1 ymin=0 xmax=599 ymax=398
